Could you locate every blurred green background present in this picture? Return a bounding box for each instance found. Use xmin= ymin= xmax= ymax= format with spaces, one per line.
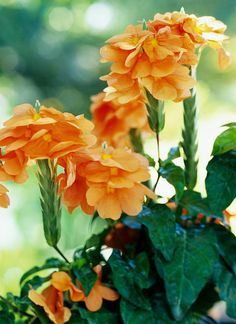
xmin=0 ymin=0 xmax=236 ymax=295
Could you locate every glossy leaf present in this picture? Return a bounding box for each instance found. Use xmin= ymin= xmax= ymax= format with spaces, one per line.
xmin=206 ymin=151 xmax=236 ymax=214
xmin=138 ymin=205 xmax=176 ymax=261
xmin=79 ymin=307 xmax=119 ymax=323
xmin=72 ymin=263 xmax=97 ymax=296
xmin=212 ymin=126 xmax=236 ymax=155
xmin=120 ymin=298 xmax=155 ymax=324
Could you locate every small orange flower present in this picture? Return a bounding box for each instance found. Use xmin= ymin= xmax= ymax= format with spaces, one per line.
xmin=83 ymin=264 xmax=119 ymax=312
xmin=90 ymin=92 xmax=150 ymax=147
xmin=0 ymin=150 xmax=28 ymax=183
xmin=51 ymin=271 xmax=84 ymax=302
xmin=28 ymin=286 xmax=71 ymax=324
xmin=0 ymin=104 xmax=96 ymax=160
xmin=0 ymin=184 xmax=10 ymax=208
xmin=85 ymin=146 xmax=156 ymax=219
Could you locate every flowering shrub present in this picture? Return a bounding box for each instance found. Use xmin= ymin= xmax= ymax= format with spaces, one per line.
xmin=0 ymin=9 xmax=236 ymax=324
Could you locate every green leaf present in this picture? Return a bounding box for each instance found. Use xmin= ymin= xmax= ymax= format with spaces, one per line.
xmin=167 ymin=146 xmax=180 ymax=161
xmin=37 ymin=159 xmax=61 ymax=247
xmin=159 ymin=162 xmax=185 ymax=201
xmin=72 ymin=263 xmax=97 ymax=296
xmin=108 ymin=250 xmax=152 ymax=310
xmin=214 ymin=260 xmax=236 ymax=319
xmin=212 ymin=126 xmax=236 ymax=155
xmin=160 ymin=228 xmax=217 ymax=320
xmin=79 ymin=307 xmax=119 ymax=323
xmin=145 ymin=89 xmax=165 ymax=133
xmin=143 ymin=154 xmax=156 ymax=167
xmin=214 ymin=224 xmax=236 ymax=275
xmin=20 ymin=258 xmax=65 ymax=285
xmin=138 ymin=205 xmax=176 ymax=261
xmin=206 ymin=151 xmax=236 ymax=214
xmin=120 ymin=298 xmax=155 ymax=324
xmin=179 ymin=190 xmax=223 ymax=218
xmin=20 ymin=275 xmax=51 ymax=297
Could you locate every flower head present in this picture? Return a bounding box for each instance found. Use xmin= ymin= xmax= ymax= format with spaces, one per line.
xmin=0 ymin=150 xmax=28 ymax=183
xmin=0 ymin=104 xmax=96 ymax=160
xmin=28 ymin=286 xmax=71 ymax=324
xmin=83 ymin=264 xmax=119 ymax=312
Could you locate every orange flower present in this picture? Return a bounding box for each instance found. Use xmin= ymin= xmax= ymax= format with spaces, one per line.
xmin=150 ymin=11 xmax=231 ymax=69
xmin=0 ymin=150 xmax=28 ymax=183
xmin=28 ymin=286 xmax=71 ymax=324
xmin=51 ymin=271 xmax=84 ymax=302
xmin=0 ymin=104 xmax=96 ymax=159
xmin=0 ymin=184 xmax=10 ymax=208
xmin=85 ymin=146 xmax=156 ymax=219
xmin=83 ymin=264 xmax=119 ymax=312
xmin=90 ymin=92 xmax=150 ymax=147
xmin=100 ymin=22 xmax=197 ymax=103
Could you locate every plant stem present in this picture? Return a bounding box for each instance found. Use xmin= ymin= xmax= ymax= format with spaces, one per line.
xmin=182 ymin=67 xmax=199 ymax=190
xmin=54 ymin=245 xmax=70 ymax=264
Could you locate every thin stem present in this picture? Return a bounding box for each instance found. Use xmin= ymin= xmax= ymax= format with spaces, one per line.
xmin=0 ymin=295 xmax=33 ymax=318
xmin=54 ymin=246 xmax=70 ymax=264
xmin=153 ymin=132 xmax=161 ymax=192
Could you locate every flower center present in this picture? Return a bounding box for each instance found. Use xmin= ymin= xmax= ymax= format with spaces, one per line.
xmin=33 ymin=113 xmax=41 ymax=121
xmin=43 ymin=134 xmax=52 ymax=142
xmin=151 ymin=38 xmax=158 ymax=47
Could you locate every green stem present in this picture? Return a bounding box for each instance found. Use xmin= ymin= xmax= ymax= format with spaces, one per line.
xmin=153 ymin=132 xmax=161 ymax=192
xmin=37 ymin=159 xmax=61 ymax=248
xmin=182 ymin=67 xmax=198 ymax=190
xmin=54 ymin=245 xmax=70 ymax=264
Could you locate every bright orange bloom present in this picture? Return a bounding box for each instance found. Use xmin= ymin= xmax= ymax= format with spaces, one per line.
xmin=90 ymin=92 xmax=150 ymax=147
xmin=28 ymin=286 xmax=71 ymax=324
xmin=51 ymin=271 xmax=84 ymax=302
xmin=0 ymin=184 xmax=10 ymax=208
xmin=85 ymin=146 xmax=156 ymax=219
xmin=0 ymin=150 xmax=28 ymax=183
xmin=83 ymin=264 xmax=119 ymax=312
xmin=150 ymin=11 xmax=231 ymax=70
xmin=0 ymin=104 xmax=96 ymax=159
xmin=100 ymin=21 xmax=197 ymax=103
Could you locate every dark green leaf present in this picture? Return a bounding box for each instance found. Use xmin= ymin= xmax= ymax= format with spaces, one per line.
xmin=21 ymin=275 xmax=51 ymax=297
xmin=72 ymin=264 xmax=97 ymax=296
xmin=213 ymin=260 xmax=236 ymax=319
xmin=20 ymin=258 xmax=65 ymax=285
xmin=108 ymin=250 xmax=151 ymax=310
xmin=206 ymin=151 xmax=236 ymax=214
xmin=79 ymin=307 xmax=119 ymax=324
xmin=161 ymin=229 xmax=217 ymax=320
xmin=120 ymin=298 xmax=155 ymax=324
xmin=214 ymin=224 xmax=236 ymax=274
xmin=180 ymin=190 xmax=223 ymax=218
xmin=159 ymin=162 xmax=185 ymax=201
xmin=138 ymin=205 xmax=176 ymax=261
xmin=167 ymin=146 xmax=181 ymax=161
xmin=212 ymin=127 xmax=236 ymax=155
xmin=143 ymin=154 xmax=156 ymax=167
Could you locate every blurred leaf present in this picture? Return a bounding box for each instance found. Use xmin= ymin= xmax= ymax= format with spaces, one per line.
xmin=108 ymin=250 xmax=151 ymax=310
xmin=20 ymin=275 xmax=50 ymax=297
xmin=138 ymin=205 xmax=176 ymax=261
xmin=212 ymin=126 xmax=236 ymax=155
xmin=79 ymin=307 xmax=119 ymax=323
xmin=20 ymin=258 xmax=65 ymax=285
xmin=143 ymin=154 xmax=156 ymax=167
xmin=206 ymin=151 xmax=236 ymax=214
xmin=120 ymin=298 xmax=155 ymax=324
xmin=159 ymin=162 xmax=185 ymax=201
xmin=167 ymin=146 xmax=181 ymax=161
xmin=160 ymin=229 xmax=217 ymax=320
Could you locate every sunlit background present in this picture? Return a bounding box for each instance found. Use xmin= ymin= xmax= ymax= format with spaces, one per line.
xmin=0 ymin=0 xmax=236 ymax=308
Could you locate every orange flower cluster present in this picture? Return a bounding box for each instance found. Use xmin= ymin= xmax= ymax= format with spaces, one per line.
xmin=90 ymin=92 xmax=151 ymax=147
xmin=58 ymin=146 xmax=155 ymax=219
xmin=29 ymin=266 xmax=119 ymax=324
xmin=100 ymin=11 xmax=230 ymax=104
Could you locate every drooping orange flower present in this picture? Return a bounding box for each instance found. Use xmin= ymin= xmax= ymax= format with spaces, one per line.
xmin=90 ymin=92 xmax=151 ymax=147
xmin=51 ymin=271 xmax=84 ymax=302
xmin=0 ymin=149 xmax=28 ymax=183
xmin=0 ymin=184 xmax=10 ymax=208
xmin=83 ymin=264 xmax=119 ymax=312
xmin=0 ymin=104 xmax=96 ymax=160
xmin=150 ymin=11 xmax=231 ymax=70
xmin=28 ymin=286 xmax=71 ymax=324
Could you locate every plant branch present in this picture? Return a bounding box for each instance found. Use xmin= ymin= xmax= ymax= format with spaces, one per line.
xmin=54 ymin=245 xmax=70 ymax=264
